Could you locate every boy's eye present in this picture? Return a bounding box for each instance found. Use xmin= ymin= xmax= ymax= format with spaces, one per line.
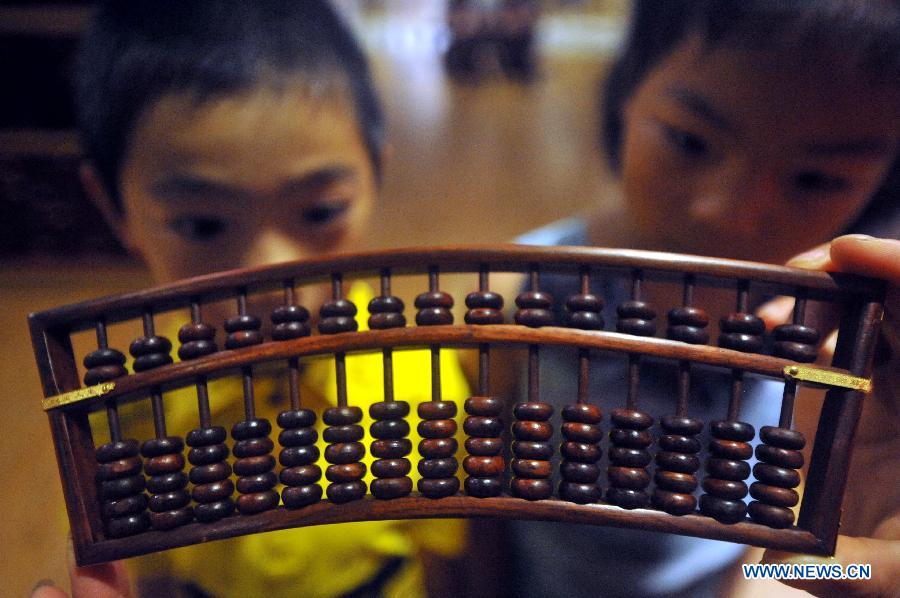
xmin=301 ymin=202 xmax=350 ymax=226
xmin=168 ymin=216 xmax=225 ymax=241
xmin=663 ymin=125 xmax=708 ymax=157
xmin=793 ymin=171 xmax=849 ymax=193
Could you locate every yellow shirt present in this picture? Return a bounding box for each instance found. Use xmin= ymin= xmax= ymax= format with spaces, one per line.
xmin=108 ymin=282 xmax=470 ymax=597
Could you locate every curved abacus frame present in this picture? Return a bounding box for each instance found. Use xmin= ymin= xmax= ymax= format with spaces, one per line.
xmin=29 ymin=245 xmax=886 ymax=566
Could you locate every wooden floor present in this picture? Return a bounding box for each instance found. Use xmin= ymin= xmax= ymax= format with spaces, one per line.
xmin=1 ymin=5 xmax=621 ymax=596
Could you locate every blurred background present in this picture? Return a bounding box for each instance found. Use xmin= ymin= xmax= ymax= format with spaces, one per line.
xmin=0 ymin=1 xmax=627 ymax=594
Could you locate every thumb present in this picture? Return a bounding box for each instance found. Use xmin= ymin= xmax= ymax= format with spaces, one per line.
xmin=30 ymin=537 xmax=133 ymax=598
xmin=761 ymin=535 xmax=900 ymax=597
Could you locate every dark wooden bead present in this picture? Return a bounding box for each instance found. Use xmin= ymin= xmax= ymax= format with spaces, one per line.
xmin=511 ymin=478 xmax=552 ymax=500
xmin=608 ymin=447 xmax=652 ymax=467
xmin=415 ymin=291 xmax=454 ymax=326
xmin=710 ymin=439 xmax=753 ymax=460
xmin=661 ymin=415 xmax=704 ymax=434
xmin=756 ymin=444 xmax=804 ymax=468
xmin=418 ymin=400 xmax=457 ymax=419
xmin=194 ymin=499 xmax=235 ymax=522
xmin=512 ymin=421 xmax=553 ymax=442
xmin=178 ymin=323 xmax=217 ymax=360
xmin=371 ymin=439 xmax=412 ymax=459
xmin=465 ymin=477 xmax=504 ymax=498
xmin=145 ymin=472 xmax=188 ymax=494
xmin=466 ymin=291 xmax=504 ymax=310
xmin=773 ymin=324 xmax=820 ymax=362
xmin=279 ymin=426 xmax=318 ymax=447
xmin=651 ymin=490 xmax=697 ymax=515
xmin=760 ymin=426 xmax=806 ymax=450
xmin=512 ymin=459 xmax=553 ymax=479
xmin=83 ymin=347 xmax=127 ymax=369
xmin=655 ymin=451 xmax=700 ymax=473
xmin=465 ymin=396 xmax=503 ymax=415
xmin=418 ymin=438 xmax=458 ymax=458
xmin=667 ymin=307 xmax=710 ymax=344
xmin=753 ymin=463 xmax=801 ymax=488
xmin=231 ymin=418 xmax=272 ymax=440
xmin=749 ymin=482 xmax=799 ymax=507
xmin=561 ymin=441 xmax=601 ymax=462
xmin=102 ymin=494 xmax=148 ymax=519
xmin=282 ymin=485 xmax=323 ymax=509
xmin=368 ymin=295 xmax=405 ymax=313
xmin=371 ymin=458 xmax=411 ymax=478
xmin=559 ymin=482 xmax=601 ymax=504
xmin=747 ymin=502 xmax=796 ymax=529
xmin=465 ymin=437 xmax=504 ymax=456
xmin=561 ymin=462 xmax=600 ymax=483
xmin=280 ymin=465 xmax=322 ymax=486
xmin=277 ymin=409 xmax=316 ymax=429
xmin=369 ymin=400 xmax=410 ymax=419
xmin=84 ymin=364 xmax=129 ymax=385
xmin=562 ymin=403 xmax=602 ymax=424
xmin=608 ymin=428 xmax=653 ymax=449
xmin=659 ymin=434 xmax=701 ymax=453
xmin=655 ymin=471 xmax=698 ymax=494
xmin=511 ymin=441 xmax=554 ymax=459
xmin=319 ymin=299 xmax=358 ymax=334
xmin=515 ymin=290 xmax=553 ymax=309
xmin=148 ymin=491 xmax=190 ymax=512
xmin=324 ymin=442 xmax=366 ymax=464
xmin=419 ymin=457 xmax=459 ymax=479
xmin=514 ymin=290 xmax=555 ymax=326
xmin=96 ymin=457 xmax=143 ymax=481
xmin=130 ymin=335 xmax=173 ymax=371
xmin=605 ymin=487 xmax=649 ymax=509
xmin=96 ymin=439 xmax=140 ymax=463
xmin=561 ymin=422 xmax=603 ymax=443
xmin=463 ymin=456 xmax=505 ymax=477
xmin=272 ymin=321 xmax=311 ymax=341
xmin=320 ymin=299 xmax=357 ymax=318
xmin=706 ymin=458 xmax=751 ymax=480
xmin=144 ymin=453 xmax=185 ymax=475
xmin=271 ymin=304 xmax=310 ymax=324
xmin=702 ymin=478 xmax=748 ymax=500
xmin=187 ymin=426 xmax=227 ymax=446
xmin=323 ymin=424 xmax=365 ymax=443
xmin=720 ymin=312 xmax=766 ymax=335
xmin=224 ymin=314 xmax=261 ymax=332
xmin=141 ymin=436 xmax=184 ymax=457
xmin=514 ymin=401 xmax=553 ymax=421
xmin=325 ymin=463 xmax=367 ymax=483
xmin=232 ymin=455 xmax=276 ymax=476
xmin=192 ymin=480 xmax=234 ymax=503
xmin=323 ymin=406 xmax=363 ymax=425
xmin=418 ymin=477 xmax=460 ymax=498
xmin=370 ymin=419 xmax=410 ymax=440
xmin=224 ymin=330 xmax=264 ymax=349
xmin=566 ymin=290 xmax=604 ymax=331
xmin=318 ymin=317 xmax=358 ymax=334
xmin=371 ymin=477 xmax=413 ymax=499
xmin=99 ymin=474 xmax=146 ymax=500
xmin=236 ymin=490 xmax=279 ymax=514
xmin=463 ymin=416 xmax=503 ymax=437
xmin=105 ymin=513 xmax=150 ymax=538
xmin=567 ymin=311 xmax=604 ymax=330
xmin=232 ymin=437 xmax=275 ymax=458
xmin=189 ymin=443 xmax=229 ymax=465
xmin=566 ymin=292 xmax=604 ymax=313
xmin=608 ymin=466 xmax=651 ymax=489
xmin=610 ymin=408 xmax=653 ymax=429
xmin=237 ymin=471 xmax=278 ymax=494
xmin=699 ymin=495 xmax=747 ymax=524
xmin=616 ymin=300 xmax=656 ymax=336
xmin=418 ymin=419 xmax=458 ymax=439
xmin=710 ymin=420 xmax=755 ymax=441
xmin=189 ymin=462 xmax=232 ymax=485
xmin=465 ymin=306 xmax=504 ymax=325
xmin=369 ymin=312 xmax=407 ymax=329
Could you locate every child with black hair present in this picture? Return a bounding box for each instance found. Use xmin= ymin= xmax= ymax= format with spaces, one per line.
xmin=505 ymin=1 xmax=900 ymax=596
xmin=33 ymin=2 xmax=470 ymax=597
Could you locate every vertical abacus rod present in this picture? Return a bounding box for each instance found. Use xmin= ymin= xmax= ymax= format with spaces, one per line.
xmin=284 ymin=282 xmax=303 ymax=412
xmin=429 ymin=267 xmax=442 ymax=403
xmin=189 ymin=301 xmax=213 ymax=427
xmin=236 ymin=290 xmax=257 ymax=419
xmin=381 ymin=270 xmax=395 ymax=402
xmin=142 ymin=310 xmax=168 ymax=438
xmin=333 ymin=274 xmax=349 ymax=408
xmin=96 ymin=320 xmax=122 ymax=443
xmin=478 ymin=266 xmax=491 ymax=396
xmin=577 ymin=268 xmax=590 ymax=404
xmin=626 ymin=272 xmax=643 ymax=411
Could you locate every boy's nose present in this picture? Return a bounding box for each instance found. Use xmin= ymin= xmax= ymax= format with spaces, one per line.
xmin=241 ymin=228 xmax=309 ymax=269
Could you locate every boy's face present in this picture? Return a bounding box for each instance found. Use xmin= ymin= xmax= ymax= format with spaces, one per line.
xmin=113 ymin=84 xmax=377 ymax=282
xmin=620 ymin=34 xmax=899 ymax=262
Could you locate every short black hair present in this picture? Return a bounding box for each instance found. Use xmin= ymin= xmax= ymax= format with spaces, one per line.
xmin=601 ymin=0 xmax=900 ymax=237
xmin=74 ymin=0 xmax=384 ymax=207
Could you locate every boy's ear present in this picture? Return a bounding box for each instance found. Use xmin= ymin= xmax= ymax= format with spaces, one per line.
xmin=79 ymin=161 xmax=137 ymax=253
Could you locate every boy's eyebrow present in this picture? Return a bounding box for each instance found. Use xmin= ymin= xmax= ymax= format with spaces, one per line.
xmin=665 ymin=86 xmax=735 ymax=133
xmin=149 ymin=166 xmax=357 ymax=199
xmin=281 ymin=166 xmax=357 ymax=193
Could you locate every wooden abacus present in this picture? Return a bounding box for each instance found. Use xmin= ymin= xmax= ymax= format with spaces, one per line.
xmin=29 ymin=245 xmax=885 ymax=565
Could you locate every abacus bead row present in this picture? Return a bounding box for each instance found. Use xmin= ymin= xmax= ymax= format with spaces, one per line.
xmin=616 ymin=300 xmax=656 ymax=337
xmin=418 ymin=401 xmax=460 ymax=498
xmin=369 ymin=293 xmax=406 ymax=329
xmin=231 ymin=418 xmax=279 ymax=513
xmin=464 ymin=291 xmax=504 ymax=325
xmin=606 ymin=409 xmax=653 ymax=509
xmin=271 ymin=304 xmax=311 ymax=341
xmin=463 ymin=397 xmax=505 ymax=498
xmin=186 ymin=426 xmax=234 ymax=522
xmin=700 ymin=421 xmax=754 ymax=524
xmin=278 ymin=409 xmax=322 ymax=508
xmin=651 ymin=416 xmax=703 ymax=515
xmin=773 ymin=324 xmax=820 ymax=363
xmin=83 ymin=347 xmax=127 ymax=386
xmin=370 ymin=401 xmax=413 ymax=499
xmin=96 ymin=439 xmax=149 ymax=537
xmin=667 ymin=306 xmax=710 ymax=345
xmin=748 ymin=426 xmax=805 ymax=528
xmin=142 ymin=436 xmax=192 ymax=529
xmin=323 ymin=406 xmax=367 ymax=503
xmin=559 ymin=403 xmax=603 ymax=504
xmin=511 ymin=402 xmax=554 ymax=500
xmin=719 ymin=313 xmax=766 ymax=353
